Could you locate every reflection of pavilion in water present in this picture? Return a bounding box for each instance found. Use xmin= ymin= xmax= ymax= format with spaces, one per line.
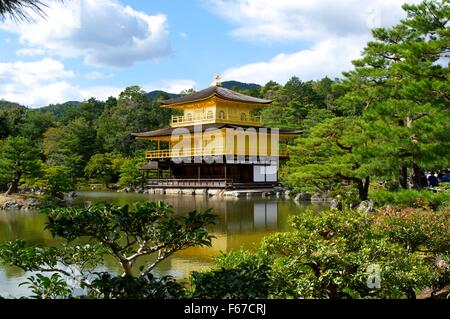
xmin=229 ymin=201 xmax=278 ymax=231
xmin=155 ymin=196 xmax=288 ymax=279
xmin=160 ymin=195 xmax=281 ymax=233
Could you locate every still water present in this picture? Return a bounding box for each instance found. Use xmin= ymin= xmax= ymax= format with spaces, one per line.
xmin=0 ymin=191 xmax=323 ymax=297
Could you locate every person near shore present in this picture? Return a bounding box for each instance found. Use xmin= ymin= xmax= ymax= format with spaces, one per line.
xmin=427 ymin=172 xmax=439 ymax=188
xmin=420 ymin=174 xmax=428 ymax=188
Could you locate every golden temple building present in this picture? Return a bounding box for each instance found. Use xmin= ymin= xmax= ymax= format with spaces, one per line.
xmin=133 ymin=77 xmax=301 ymax=189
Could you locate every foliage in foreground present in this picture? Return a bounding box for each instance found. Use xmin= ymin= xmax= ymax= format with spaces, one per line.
xmin=0 ymin=202 xmax=448 ymax=299
xmin=370 ymin=190 xmax=450 ymax=210
xmin=191 ymin=208 xmax=449 ymax=299
xmin=0 ymin=201 xmax=216 ymax=298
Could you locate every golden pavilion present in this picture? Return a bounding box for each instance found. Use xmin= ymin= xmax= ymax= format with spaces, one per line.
xmin=133 ymin=77 xmax=301 ymax=189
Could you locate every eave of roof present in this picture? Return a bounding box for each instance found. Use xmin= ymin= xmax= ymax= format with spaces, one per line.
xmin=160 ymin=86 xmax=272 ymax=106
xmin=132 ymin=124 xmax=303 ymax=138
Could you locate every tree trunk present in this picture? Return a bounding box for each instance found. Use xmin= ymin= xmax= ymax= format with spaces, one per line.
xmin=409 ymin=164 xmax=422 ymax=190
xmin=405 ymin=115 xmax=422 ymax=190
xmin=360 ymin=176 xmax=370 ymax=201
xmin=335 ymin=173 xmax=370 ymax=201
xmin=4 ymin=184 xmax=13 ymax=196
xmin=4 ymin=173 xmax=20 ymax=196
xmin=120 ymin=259 xmax=134 ymax=277
xmin=405 ymin=288 xmax=416 ymax=300
xmin=356 ymin=176 xmax=370 ymax=201
xmin=399 ymin=166 xmax=408 ymax=189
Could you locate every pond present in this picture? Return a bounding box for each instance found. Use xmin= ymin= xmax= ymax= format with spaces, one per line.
xmin=0 ymin=191 xmax=325 ymax=297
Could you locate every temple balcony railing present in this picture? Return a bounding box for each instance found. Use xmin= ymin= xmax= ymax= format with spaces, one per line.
xmin=145 ymin=179 xmax=279 ymax=189
xmin=171 ymin=112 xmax=261 ymax=127
xmin=147 ymin=178 xmax=233 ymax=188
xmin=145 ymin=147 xmax=289 ymax=159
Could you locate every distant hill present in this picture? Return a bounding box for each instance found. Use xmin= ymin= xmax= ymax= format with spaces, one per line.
xmin=221 ymin=81 xmax=261 ymax=91
xmin=146 ymin=90 xmax=179 ymax=100
xmin=0 ymin=100 xmax=26 ymax=110
xmin=145 ymin=81 xmax=261 ymax=100
xmin=0 ymin=80 xmax=261 ymax=111
xmin=39 ymin=101 xmax=82 ymax=117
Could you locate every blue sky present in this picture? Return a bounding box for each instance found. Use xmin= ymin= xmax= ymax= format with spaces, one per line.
xmin=0 ymin=0 xmax=419 ymax=107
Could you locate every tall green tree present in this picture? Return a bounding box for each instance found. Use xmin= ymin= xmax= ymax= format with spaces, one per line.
xmin=0 ymin=136 xmax=42 ymax=194
xmin=39 ymin=102 xmax=83 ymax=125
xmin=42 ymin=127 xmax=66 ymax=167
xmin=60 ymin=117 xmax=97 ymax=161
xmin=31 ymin=165 xmax=74 ymax=198
xmin=337 ymin=0 xmax=450 ymax=189
xmin=97 ymin=86 xmax=171 ymax=155
xmin=283 ymin=117 xmax=372 ymax=201
xmin=18 ymin=110 xmax=55 ymax=145
xmin=0 ymin=105 xmax=25 ymax=137
xmin=118 ymin=157 xmax=147 ymax=188
xmin=260 ymin=80 xmax=282 ymax=100
xmin=261 ymin=76 xmax=338 ymax=131
xmin=79 ymin=98 xmax=107 ymax=126
xmin=55 ymin=118 xmax=98 ymax=179
xmin=84 ymin=153 xmax=124 ymax=186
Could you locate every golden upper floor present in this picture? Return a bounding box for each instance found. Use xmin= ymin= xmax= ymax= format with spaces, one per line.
xmin=132 ymin=81 xmax=303 ymax=159
xmin=133 ymin=124 xmax=301 ymax=159
xmin=160 ymin=85 xmax=272 ymax=128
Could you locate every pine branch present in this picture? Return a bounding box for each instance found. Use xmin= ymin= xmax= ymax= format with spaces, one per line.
xmin=412 ymin=112 xmax=428 ymax=121
xmin=0 ymin=0 xmax=64 ymax=22
xmin=334 ymin=140 xmax=353 ymax=152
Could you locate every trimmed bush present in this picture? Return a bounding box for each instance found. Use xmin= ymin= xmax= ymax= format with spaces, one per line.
xmin=370 ymin=190 xmax=450 ymax=210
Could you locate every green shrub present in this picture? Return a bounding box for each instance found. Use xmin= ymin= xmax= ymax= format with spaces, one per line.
xmin=370 ymin=190 xmax=450 ymax=210
xmin=190 ymin=251 xmax=271 ymax=299
xmin=192 ymin=208 xmax=449 ymax=299
xmin=89 ymin=273 xmax=186 ymax=299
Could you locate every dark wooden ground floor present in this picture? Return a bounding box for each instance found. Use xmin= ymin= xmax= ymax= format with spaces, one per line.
xmin=141 ymin=160 xmax=279 ymax=189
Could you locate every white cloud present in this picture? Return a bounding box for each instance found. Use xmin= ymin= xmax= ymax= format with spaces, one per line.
xmin=215 ymin=0 xmax=422 ymax=84
xmin=0 ymin=58 xmax=74 ymax=86
xmin=179 ymin=32 xmax=188 ymax=38
xmin=78 ymin=85 xmax=123 ymax=101
xmin=206 ymin=0 xmax=421 ymax=42
xmin=144 ymin=79 xmax=197 ymax=94
xmin=16 ymin=48 xmax=46 ymax=56
xmin=85 ymin=71 xmax=113 ymax=80
xmin=1 ymin=0 xmax=171 ymax=67
xmin=222 ymin=36 xmax=367 ymax=84
xmin=0 ymin=58 xmax=121 ymax=107
xmin=0 ymin=58 xmax=197 ymax=107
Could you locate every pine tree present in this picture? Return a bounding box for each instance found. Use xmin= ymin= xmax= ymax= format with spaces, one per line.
xmin=337 ymin=0 xmax=450 ymax=189
xmin=283 ymin=117 xmax=372 ymax=201
xmin=0 ymin=136 xmax=42 ymax=195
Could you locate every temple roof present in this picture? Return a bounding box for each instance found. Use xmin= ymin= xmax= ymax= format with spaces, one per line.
xmin=160 ymin=86 xmax=272 ymax=106
xmin=132 ymin=124 xmax=303 ymax=138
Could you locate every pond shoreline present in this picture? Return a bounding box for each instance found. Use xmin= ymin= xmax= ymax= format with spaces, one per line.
xmin=0 ymin=194 xmax=46 ymax=211
xmin=0 ymin=186 xmax=334 ymax=212
xmin=0 ymin=191 xmax=77 ymax=211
